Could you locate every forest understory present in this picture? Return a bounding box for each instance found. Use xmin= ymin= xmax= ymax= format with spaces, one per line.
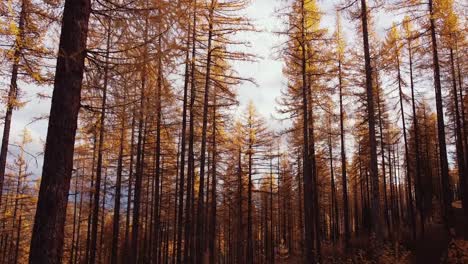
xmin=0 ymin=0 xmax=467 ymax=263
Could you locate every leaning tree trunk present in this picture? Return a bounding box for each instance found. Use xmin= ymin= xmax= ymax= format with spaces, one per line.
xmin=29 ymin=0 xmax=91 ymax=262
xmin=0 ymin=0 xmax=26 ymax=206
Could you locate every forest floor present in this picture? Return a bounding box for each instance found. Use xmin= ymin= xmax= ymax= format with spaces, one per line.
xmin=410 ymin=203 xmax=466 ymax=263
xmin=409 ymin=223 xmax=449 ymax=264
xmin=274 ymin=204 xmax=467 ymax=263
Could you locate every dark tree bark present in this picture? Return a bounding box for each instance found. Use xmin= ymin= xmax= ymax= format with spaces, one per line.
xmin=208 ymin=90 xmax=218 ymax=263
xmin=236 ymin=149 xmax=243 ymax=264
xmin=407 ymin=34 xmax=425 ymax=237
xmin=90 ymin=17 xmax=111 ymax=264
xmin=300 ymin=2 xmax=315 ymax=263
xmin=428 ymin=0 xmax=453 ymax=230
xmin=449 ymin=47 xmax=468 ymax=237
xmin=152 ymin=28 xmax=163 ymax=264
xmin=0 ymin=0 xmax=26 ymax=206
xmin=360 ymin=0 xmax=382 ymax=238
xmin=396 ymin=49 xmax=416 ymax=239
xmin=131 ymin=9 xmax=150 ymax=262
xmin=29 ymin=0 xmax=91 ymax=262
xmin=175 ymin=6 xmax=192 ymax=263
xmin=376 ymin=81 xmax=390 ymax=236
xmin=338 ymin=50 xmax=350 ymax=250
xmin=184 ymin=1 xmax=198 ymax=261
xmin=111 ymin=96 xmax=126 ymax=264
xmin=123 ymin=106 xmax=136 ymax=263
xmin=195 ymin=1 xmax=215 ymax=262
xmin=247 ymin=118 xmax=254 ymax=264
xmin=85 ymin=132 xmax=97 ymax=264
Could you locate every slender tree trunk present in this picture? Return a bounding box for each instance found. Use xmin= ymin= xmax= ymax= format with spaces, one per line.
xmin=299 ymin=2 xmax=315 ymax=262
xmin=360 ymin=0 xmax=382 ymax=239
xmin=98 ymin=170 xmax=108 ymax=263
xmin=396 ymin=52 xmax=416 ymax=240
xmin=184 ymin=1 xmax=198 ymax=261
xmin=407 ymin=36 xmax=425 ymax=237
xmin=74 ymin=167 xmax=85 ymax=264
xmin=450 ymin=47 xmax=468 ymax=237
xmin=13 ymin=210 xmax=22 ymax=264
xmin=131 ymin=8 xmax=150 ymax=261
xmin=247 ymin=124 xmax=254 ymax=264
xmin=0 ymin=0 xmax=25 ymax=206
xmin=195 ymin=1 xmax=215 ymax=262
xmin=236 ymin=149 xmax=243 ymax=264
xmin=338 ymin=53 xmax=350 ymax=250
xmin=209 ymin=89 xmax=217 ymax=263
xmin=85 ymin=132 xmax=97 ymax=264
xmin=70 ymin=173 xmax=79 ymax=264
xmin=376 ymin=82 xmax=390 ymax=236
xmin=428 ymin=0 xmax=453 ymax=230
xmin=29 ymin=0 xmax=91 ymax=262
xmin=123 ymin=106 xmax=136 ymax=263
xmin=131 ymin=64 xmax=147 ymax=264
xmin=152 ymin=28 xmax=163 ymax=264
xmin=90 ymin=18 xmax=112 ymax=264
xmin=111 ymin=97 xmax=127 ymax=264
xmin=328 ymin=127 xmax=338 ymax=244
xmin=307 ymin=77 xmax=321 ymax=262
xmin=176 ymin=8 xmax=192 ymax=263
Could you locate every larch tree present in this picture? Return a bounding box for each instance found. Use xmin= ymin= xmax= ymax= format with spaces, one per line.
xmin=29 ymin=0 xmax=91 ymax=263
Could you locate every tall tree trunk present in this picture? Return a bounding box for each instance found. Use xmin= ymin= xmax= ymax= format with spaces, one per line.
xmin=407 ymin=35 xmax=425 ymax=237
xmin=450 ymin=47 xmax=468 ymax=237
xmin=328 ymin=126 xmax=338 ymax=244
xmin=131 ymin=63 xmax=147 ymax=264
xmin=152 ymin=28 xmax=163 ymax=264
xmin=70 ymin=173 xmax=79 ymax=264
xmin=196 ymin=1 xmax=215 ymax=262
xmin=360 ymin=0 xmax=382 ymax=239
xmin=184 ymin=1 xmax=198 ymax=261
xmin=428 ymin=0 xmax=453 ymax=230
xmin=209 ymin=89 xmax=217 ymax=263
xmin=74 ymin=167 xmax=85 ymax=264
xmin=85 ymin=132 xmax=97 ymax=264
xmin=29 ymin=0 xmax=91 ymax=262
xmin=176 ymin=7 xmax=192 ymax=263
xmin=123 ymin=106 xmax=136 ymax=263
xmin=98 ymin=170 xmax=108 ymax=263
xmin=307 ymin=76 xmax=321 ymax=262
xmin=300 ymin=2 xmax=315 ymax=262
xmin=236 ymin=149 xmax=243 ymax=264
xmin=111 ymin=97 xmax=127 ymax=264
xmin=90 ymin=18 xmax=112 ymax=264
xmin=0 ymin=0 xmax=26 ymax=206
xmin=247 ymin=122 xmax=254 ymax=264
xmin=376 ymin=82 xmax=390 ymax=236
xmin=338 ymin=50 xmax=350 ymax=250
xmin=131 ymin=8 xmax=150 ymax=262
xmin=396 ymin=52 xmax=416 ymax=239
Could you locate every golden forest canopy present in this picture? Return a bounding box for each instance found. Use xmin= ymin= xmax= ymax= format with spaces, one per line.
xmin=0 ymin=0 xmax=466 ymax=263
